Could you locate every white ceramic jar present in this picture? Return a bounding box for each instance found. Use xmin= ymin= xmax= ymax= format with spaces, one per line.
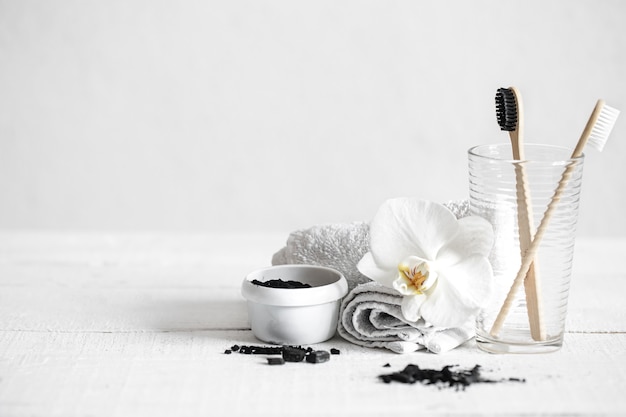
xmin=241 ymin=264 xmax=348 ymax=345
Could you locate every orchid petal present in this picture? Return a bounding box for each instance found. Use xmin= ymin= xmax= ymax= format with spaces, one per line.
xmin=420 ymin=256 xmax=493 ymax=327
xmin=357 ymin=252 xmax=397 ymax=287
xmin=436 ymin=216 xmax=494 ymax=266
xmin=419 ymin=279 xmax=476 ymax=328
xmin=359 ymin=198 xmax=495 ymax=330
xmin=368 ymin=199 xmax=459 ymax=268
xmin=401 ymin=293 xmax=426 ymax=322
xmin=439 ymin=255 xmax=494 ymax=307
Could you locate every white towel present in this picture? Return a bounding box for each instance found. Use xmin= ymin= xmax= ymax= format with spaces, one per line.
xmin=337 ymin=281 xmax=474 ymax=354
xmin=271 ymin=200 xmax=470 ymax=291
xmin=272 ymin=221 xmax=372 ymax=291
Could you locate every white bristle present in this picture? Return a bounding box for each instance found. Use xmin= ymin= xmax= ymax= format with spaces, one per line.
xmin=587 ymin=103 xmax=620 ymax=151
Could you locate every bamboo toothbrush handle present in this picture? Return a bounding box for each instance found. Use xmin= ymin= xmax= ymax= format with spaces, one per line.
xmin=509 ymin=131 xmax=545 ymax=341
xmin=507 ymin=87 xmax=546 ymax=341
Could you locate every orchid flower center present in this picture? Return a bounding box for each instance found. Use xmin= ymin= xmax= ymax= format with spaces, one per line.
xmin=394 ymin=257 xmax=438 ymax=296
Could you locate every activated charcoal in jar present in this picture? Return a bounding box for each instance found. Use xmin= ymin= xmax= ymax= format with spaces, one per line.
xmin=251 ymin=279 xmax=312 ymax=289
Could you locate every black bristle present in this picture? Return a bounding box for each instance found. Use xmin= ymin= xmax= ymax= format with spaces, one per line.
xmin=495 ymin=88 xmax=518 ymax=131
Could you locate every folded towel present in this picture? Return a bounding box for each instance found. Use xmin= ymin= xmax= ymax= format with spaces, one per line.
xmin=337 ymin=281 xmax=474 ymax=354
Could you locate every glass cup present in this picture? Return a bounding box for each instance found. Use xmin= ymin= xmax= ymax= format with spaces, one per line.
xmin=468 ymin=143 xmax=584 ymax=353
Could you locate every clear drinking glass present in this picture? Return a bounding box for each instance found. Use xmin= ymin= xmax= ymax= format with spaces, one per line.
xmin=468 ymin=143 xmax=584 ymax=353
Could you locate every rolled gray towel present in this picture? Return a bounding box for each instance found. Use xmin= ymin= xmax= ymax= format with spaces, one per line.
xmin=337 ymin=281 xmax=474 ymax=353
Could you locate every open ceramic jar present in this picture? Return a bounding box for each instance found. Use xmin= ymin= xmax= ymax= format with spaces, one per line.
xmin=241 ymin=265 xmax=348 ymax=345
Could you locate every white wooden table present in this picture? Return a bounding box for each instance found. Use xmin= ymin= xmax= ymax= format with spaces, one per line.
xmin=1 ymin=232 xmax=625 ymax=416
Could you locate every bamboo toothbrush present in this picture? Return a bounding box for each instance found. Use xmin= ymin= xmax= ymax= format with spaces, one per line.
xmin=495 ymin=87 xmax=545 ymax=341
xmin=490 ymin=99 xmax=620 ymax=337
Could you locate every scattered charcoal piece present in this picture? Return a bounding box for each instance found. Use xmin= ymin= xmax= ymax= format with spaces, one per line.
xmin=403 ymin=364 xmax=423 ymax=381
xmin=383 ymin=363 xmax=391 ymax=368
xmin=267 ymin=357 xmax=285 ymax=365
xmin=282 ymin=346 xmax=307 ymax=362
xmin=238 ymin=345 xmax=283 ymax=355
xmin=256 ymin=346 xmax=282 ymax=355
xmin=378 ymin=364 xmax=524 ymax=390
xmin=236 ymin=345 xmax=249 ymax=354
xmin=225 ymin=344 xmax=344 ymax=366
xmin=387 ymin=371 xmax=414 ymax=384
xmin=306 ymin=350 xmax=330 ymax=364
xmin=251 ymin=279 xmax=312 ymax=289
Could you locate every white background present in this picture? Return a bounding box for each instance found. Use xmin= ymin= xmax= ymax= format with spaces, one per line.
xmin=1 ymin=0 xmax=625 ymax=236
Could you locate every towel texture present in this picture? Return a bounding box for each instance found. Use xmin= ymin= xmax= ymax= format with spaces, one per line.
xmin=272 ymin=221 xmax=371 ymax=291
xmin=271 ymin=200 xmax=473 ymax=353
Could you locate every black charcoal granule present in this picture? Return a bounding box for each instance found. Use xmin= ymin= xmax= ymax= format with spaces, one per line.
xmin=225 ymin=344 xmax=340 ymax=365
xmin=237 ymin=345 xmax=283 ymax=355
xmin=251 ymin=279 xmax=312 ymax=289
xmin=267 ymin=357 xmax=285 ymax=365
xmin=378 ymin=364 xmax=525 ymax=390
xmin=282 ymin=346 xmax=307 ymax=362
xmin=306 ymin=350 xmax=330 ymax=364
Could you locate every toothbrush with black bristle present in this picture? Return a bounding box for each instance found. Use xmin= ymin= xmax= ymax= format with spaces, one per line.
xmin=495 ymin=87 xmax=523 ymax=157
xmin=495 ymin=87 xmax=546 ymax=341
xmin=491 ymin=99 xmax=620 ymax=337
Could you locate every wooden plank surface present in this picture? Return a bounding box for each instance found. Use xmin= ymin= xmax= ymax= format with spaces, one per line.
xmin=1 ymin=331 xmax=625 ymax=416
xmin=1 ymin=232 xmax=625 ymax=416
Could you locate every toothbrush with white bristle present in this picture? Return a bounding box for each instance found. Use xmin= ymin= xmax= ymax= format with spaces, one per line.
xmin=490 ymin=99 xmax=620 ymax=337
xmin=572 ymin=100 xmax=620 ymax=155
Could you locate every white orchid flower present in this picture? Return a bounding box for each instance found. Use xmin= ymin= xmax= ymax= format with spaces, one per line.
xmin=357 ymin=198 xmax=494 ymax=328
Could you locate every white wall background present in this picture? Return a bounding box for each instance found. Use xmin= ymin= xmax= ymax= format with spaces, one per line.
xmin=1 ymin=0 xmax=625 ymax=236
